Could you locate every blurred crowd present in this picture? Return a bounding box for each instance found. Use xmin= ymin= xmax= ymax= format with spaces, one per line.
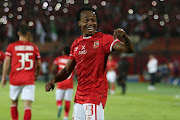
xmin=0 ymin=0 xmax=180 ymax=45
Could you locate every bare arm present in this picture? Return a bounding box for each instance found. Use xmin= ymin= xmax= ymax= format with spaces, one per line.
xmin=113 ymin=28 xmax=134 ymax=53
xmin=1 ymin=56 xmax=11 ymax=87
xmin=45 ymin=59 xmax=76 ymax=91
xmin=35 ymin=59 xmax=41 ymax=81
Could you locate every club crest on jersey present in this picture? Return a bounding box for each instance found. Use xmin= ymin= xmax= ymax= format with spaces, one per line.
xmin=93 ymin=40 xmax=99 ymax=49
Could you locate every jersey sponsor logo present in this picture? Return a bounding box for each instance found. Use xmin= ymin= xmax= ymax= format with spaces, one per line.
xmin=79 ymin=45 xmax=87 ymax=55
xmin=75 ymin=47 xmax=78 ymax=51
xmin=15 ymin=45 xmax=34 ymax=51
xmin=93 ymin=40 xmax=99 ymax=49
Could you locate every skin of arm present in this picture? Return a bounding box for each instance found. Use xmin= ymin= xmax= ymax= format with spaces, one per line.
xmin=1 ymin=56 xmax=11 ymax=88
xmin=35 ymin=59 xmax=41 ymax=81
xmin=45 ymin=59 xmax=76 ymax=91
xmin=113 ymin=28 xmax=134 ymax=53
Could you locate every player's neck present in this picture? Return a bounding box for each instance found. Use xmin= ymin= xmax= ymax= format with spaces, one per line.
xmin=19 ymin=36 xmax=28 ymax=42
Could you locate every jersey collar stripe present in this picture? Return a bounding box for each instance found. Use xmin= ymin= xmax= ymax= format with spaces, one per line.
xmin=83 ymin=36 xmax=91 ymax=39
xmin=5 ymin=52 xmax=11 ymax=56
xmin=110 ymin=40 xmax=120 ymax=52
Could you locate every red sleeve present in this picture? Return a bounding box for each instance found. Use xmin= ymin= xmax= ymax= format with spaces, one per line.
xmin=103 ymin=34 xmax=120 ymax=54
xmin=53 ymin=57 xmax=58 ymax=65
xmin=0 ymin=51 xmax=5 ymax=60
xmin=69 ymin=44 xmax=75 ymax=60
xmin=34 ymin=45 xmax=41 ymax=59
xmin=5 ymin=44 xmax=13 ymax=57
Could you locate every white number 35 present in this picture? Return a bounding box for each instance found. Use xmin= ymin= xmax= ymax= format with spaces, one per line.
xmin=16 ymin=53 xmax=33 ymax=71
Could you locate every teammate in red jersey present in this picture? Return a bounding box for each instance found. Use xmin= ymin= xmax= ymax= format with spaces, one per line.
xmin=106 ymin=55 xmax=117 ymax=95
xmin=0 ymin=50 xmax=5 ymax=67
xmin=52 ymin=47 xmax=74 ymax=120
xmin=1 ymin=25 xmax=41 ymax=120
xmin=45 ymin=6 xmax=134 ymax=120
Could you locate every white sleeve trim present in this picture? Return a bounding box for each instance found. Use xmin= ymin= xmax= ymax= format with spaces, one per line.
xmin=69 ymin=54 xmax=74 ymax=57
xmin=110 ymin=40 xmax=120 ymax=52
xmin=5 ymin=52 xmax=11 ymax=56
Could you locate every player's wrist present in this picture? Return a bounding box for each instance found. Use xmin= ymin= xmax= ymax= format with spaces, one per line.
xmin=49 ymin=79 xmax=55 ymax=84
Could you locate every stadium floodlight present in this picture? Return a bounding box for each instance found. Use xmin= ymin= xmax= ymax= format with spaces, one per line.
xmin=164 ymin=14 xmax=169 ymax=19
xmin=63 ymin=8 xmax=68 ymax=13
xmin=43 ymin=2 xmax=48 ymax=9
xmin=50 ymin=15 xmax=54 ymax=20
xmin=28 ymin=21 xmax=34 ymax=27
xmin=4 ymin=7 xmax=9 ymax=13
xmin=17 ymin=15 xmax=22 ymax=20
xmin=101 ymin=1 xmax=106 ymax=6
xmin=3 ymin=2 xmax=8 ymax=7
xmin=153 ymin=14 xmax=159 ymax=20
xmin=92 ymin=5 xmax=97 ymax=10
xmin=20 ymin=0 xmax=25 ymax=5
xmin=160 ymin=21 xmax=165 ymax=26
xmin=148 ymin=10 xmax=153 ymax=15
xmin=35 ymin=0 xmax=40 ymax=4
xmin=84 ymin=0 xmax=89 ymax=4
xmin=17 ymin=7 xmax=23 ymax=12
xmin=70 ymin=0 xmax=75 ymax=4
xmin=48 ymin=6 xmax=53 ymax=12
xmin=128 ymin=9 xmax=134 ymax=14
xmin=8 ymin=13 xmax=13 ymax=18
xmin=152 ymin=1 xmax=157 ymax=6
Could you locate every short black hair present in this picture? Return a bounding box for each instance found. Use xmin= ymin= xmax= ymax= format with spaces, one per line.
xmin=76 ymin=6 xmax=97 ymax=21
xmin=18 ymin=24 xmax=29 ymax=36
xmin=64 ymin=46 xmax=70 ymax=55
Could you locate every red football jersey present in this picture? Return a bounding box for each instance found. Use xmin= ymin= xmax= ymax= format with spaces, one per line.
xmin=69 ymin=32 xmax=120 ymax=108
xmin=53 ymin=55 xmax=74 ymax=89
xmin=5 ymin=41 xmax=41 ymax=85
xmin=106 ymin=60 xmax=117 ymax=71
xmin=0 ymin=50 xmax=5 ymax=65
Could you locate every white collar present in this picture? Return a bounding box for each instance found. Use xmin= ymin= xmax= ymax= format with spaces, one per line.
xmin=83 ymin=36 xmax=92 ymax=39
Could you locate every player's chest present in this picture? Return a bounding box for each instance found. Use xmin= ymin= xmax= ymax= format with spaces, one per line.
xmin=73 ymin=40 xmax=103 ymax=60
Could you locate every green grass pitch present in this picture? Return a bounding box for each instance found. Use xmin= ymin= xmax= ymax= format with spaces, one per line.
xmin=0 ymin=81 xmax=180 ymax=120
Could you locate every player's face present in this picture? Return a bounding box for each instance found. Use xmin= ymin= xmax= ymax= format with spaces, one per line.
xmin=78 ymin=11 xmax=97 ymax=37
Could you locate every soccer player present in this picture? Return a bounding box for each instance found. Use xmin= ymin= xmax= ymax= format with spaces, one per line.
xmin=147 ymin=54 xmax=158 ymax=90
xmin=45 ymin=6 xmax=134 ymax=120
xmin=117 ymin=55 xmax=129 ymax=94
xmin=52 ymin=46 xmax=74 ymax=120
xmin=106 ymin=54 xmax=117 ymax=95
xmin=1 ymin=24 xmax=41 ymax=120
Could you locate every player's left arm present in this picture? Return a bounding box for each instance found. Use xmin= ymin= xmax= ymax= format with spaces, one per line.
xmin=113 ymin=28 xmax=134 ymax=53
xmin=35 ymin=59 xmax=41 ymax=81
xmin=1 ymin=56 xmax=11 ymax=88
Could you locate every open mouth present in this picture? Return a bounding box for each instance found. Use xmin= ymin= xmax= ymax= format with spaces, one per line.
xmin=87 ymin=26 xmax=94 ymax=32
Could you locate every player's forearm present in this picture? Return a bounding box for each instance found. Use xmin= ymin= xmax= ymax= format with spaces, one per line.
xmin=53 ymin=67 xmax=71 ymax=83
xmin=122 ymin=34 xmax=134 ymax=53
xmin=35 ymin=60 xmax=41 ymax=78
xmin=35 ymin=65 xmax=41 ymax=78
